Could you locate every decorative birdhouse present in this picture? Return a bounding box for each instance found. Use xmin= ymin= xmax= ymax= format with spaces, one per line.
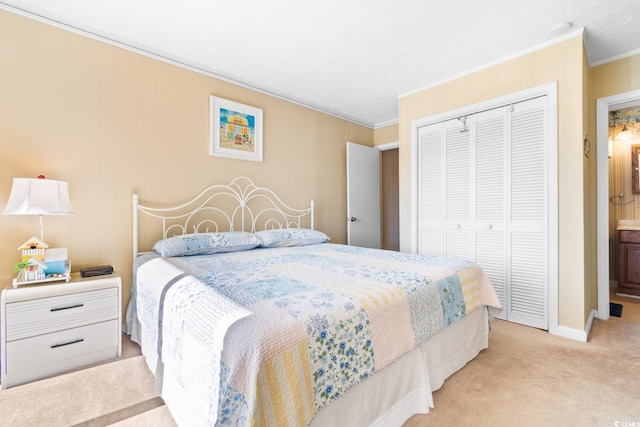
xmin=17 ymin=236 xmax=49 ymax=263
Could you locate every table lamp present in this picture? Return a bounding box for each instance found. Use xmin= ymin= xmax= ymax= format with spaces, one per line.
xmin=3 ymin=175 xmax=74 ymax=241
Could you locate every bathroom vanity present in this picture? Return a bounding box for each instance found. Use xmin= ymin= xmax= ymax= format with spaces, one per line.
xmin=618 ymin=220 xmax=640 ymax=297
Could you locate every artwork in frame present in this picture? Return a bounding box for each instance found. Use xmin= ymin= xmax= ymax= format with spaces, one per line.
xmin=210 ymin=96 xmax=263 ymax=162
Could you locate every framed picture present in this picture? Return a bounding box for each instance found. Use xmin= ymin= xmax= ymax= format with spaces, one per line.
xmin=210 ymin=96 xmax=263 ymax=162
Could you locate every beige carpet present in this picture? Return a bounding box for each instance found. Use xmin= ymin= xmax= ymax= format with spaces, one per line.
xmin=0 ymin=355 xmax=175 ymax=427
xmin=405 ymin=317 xmax=640 ymax=426
xmin=1 ymin=316 xmax=638 ymax=426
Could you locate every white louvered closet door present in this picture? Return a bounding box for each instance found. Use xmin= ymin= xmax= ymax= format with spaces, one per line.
xmin=417 ymin=96 xmax=548 ymax=330
xmin=473 ymin=108 xmax=507 ymax=320
xmin=507 ymin=97 xmax=548 ymax=329
xmin=417 ymin=123 xmax=444 ymax=255
xmin=444 ymin=119 xmax=472 ymax=259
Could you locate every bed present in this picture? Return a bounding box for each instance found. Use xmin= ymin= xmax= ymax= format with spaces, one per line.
xmin=126 ymin=177 xmax=501 ymax=427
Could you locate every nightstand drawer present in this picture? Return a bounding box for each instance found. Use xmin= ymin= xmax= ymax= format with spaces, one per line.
xmin=5 ymin=319 xmax=119 ymax=384
xmin=5 ymin=288 xmax=118 ymax=341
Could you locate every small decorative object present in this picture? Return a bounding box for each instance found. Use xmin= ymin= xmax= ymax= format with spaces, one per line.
xmin=12 ymin=260 xmax=31 ymax=283
xmin=210 ymin=96 xmax=263 ymax=162
xmin=583 ymin=135 xmax=590 ymax=158
xmin=11 ymin=241 xmax=71 ymax=288
xmin=11 ymin=258 xmax=71 ymax=288
xmin=18 ymin=236 xmax=48 ymax=262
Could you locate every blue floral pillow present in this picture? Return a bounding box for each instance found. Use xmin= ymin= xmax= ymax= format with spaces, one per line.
xmin=254 ymin=228 xmax=329 ymax=248
xmin=153 ymin=231 xmax=261 ymax=257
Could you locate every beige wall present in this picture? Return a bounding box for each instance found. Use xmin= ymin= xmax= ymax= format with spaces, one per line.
xmin=373 ymin=123 xmax=399 ymax=146
xmin=399 ymin=36 xmax=588 ymax=331
xmin=4 ymin=7 xmax=638 ymax=335
xmin=582 ymin=44 xmax=597 ymax=326
xmin=0 ymin=10 xmax=373 ymax=317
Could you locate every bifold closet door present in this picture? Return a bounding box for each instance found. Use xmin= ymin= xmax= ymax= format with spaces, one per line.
xmin=417 ymin=96 xmax=548 ymax=330
xmin=473 ymin=108 xmax=508 ymax=321
xmin=417 ymin=123 xmax=444 ymax=256
xmin=443 ymin=119 xmax=472 ymax=260
xmin=506 ymin=96 xmax=548 ymax=329
xmin=417 ymin=118 xmax=476 ymax=259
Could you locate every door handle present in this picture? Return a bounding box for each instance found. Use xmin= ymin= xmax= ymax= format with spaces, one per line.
xmin=348 ymin=217 xmax=357 ymax=222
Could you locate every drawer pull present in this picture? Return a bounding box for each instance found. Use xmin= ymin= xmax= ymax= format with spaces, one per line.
xmin=51 ymin=303 xmax=84 ymax=312
xmin=51 ymin=338 xmax=84 ymax=349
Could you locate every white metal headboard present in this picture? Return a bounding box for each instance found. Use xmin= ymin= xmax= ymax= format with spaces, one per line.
xmin=132 ymin=176 xmax=314 ymax=259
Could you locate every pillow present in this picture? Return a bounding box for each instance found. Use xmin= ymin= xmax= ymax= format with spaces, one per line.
xmin=153 ymin=231 xmax=261 ymax=257
xmin=254 ymin=228 xmax=329 ymax=248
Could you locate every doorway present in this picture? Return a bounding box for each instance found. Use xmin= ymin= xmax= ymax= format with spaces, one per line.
xmin=596 ymin=89 xmax=640 ymax=320
xmin=346 ymin=141 xmax=399 ymax=249
xmin=379 ymin=142 xmax=399 ymax=251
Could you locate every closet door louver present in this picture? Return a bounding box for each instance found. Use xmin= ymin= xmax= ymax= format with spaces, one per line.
xmin=473 ymin=108 xmax=507 ymax=319
xmin=418 ymin=124 xmax=444 ymax=255
xmin=507 ymin=97 xmax=548 ymax=329
xmin=444 ymin=121 xmax=471 ymax=260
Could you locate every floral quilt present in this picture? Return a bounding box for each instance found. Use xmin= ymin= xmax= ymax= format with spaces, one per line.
xmin=134 ymin=243 xmax=501 ymax=426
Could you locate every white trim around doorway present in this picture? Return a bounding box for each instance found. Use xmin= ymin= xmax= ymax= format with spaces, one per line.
xmin=376 ymin=141 xmax=399 ymax=151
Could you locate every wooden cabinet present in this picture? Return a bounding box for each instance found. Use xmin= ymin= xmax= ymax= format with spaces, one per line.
xmin=618 ymin=230 xmax=640 ymax=297
xmin=1 ymin=273 xmax=121 ymax=389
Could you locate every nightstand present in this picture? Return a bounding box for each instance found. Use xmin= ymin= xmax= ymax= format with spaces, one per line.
xmin=0 ymin=273 xmax=122 ymax=389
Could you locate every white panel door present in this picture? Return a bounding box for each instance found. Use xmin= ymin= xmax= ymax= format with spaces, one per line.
xmin=346 ymin=142 xmax=381 ymax=248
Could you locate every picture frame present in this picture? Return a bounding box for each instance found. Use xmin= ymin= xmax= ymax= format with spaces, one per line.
xmin=210 ymin=96 xmax=263 ymax=162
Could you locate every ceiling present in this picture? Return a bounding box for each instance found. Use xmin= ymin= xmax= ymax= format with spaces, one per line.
xmin=2 ymin=0 xmax=640 ymax=128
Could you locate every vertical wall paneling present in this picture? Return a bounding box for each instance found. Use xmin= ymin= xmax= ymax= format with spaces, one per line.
xmin=0 ymin=10 xmax=373 ymax=322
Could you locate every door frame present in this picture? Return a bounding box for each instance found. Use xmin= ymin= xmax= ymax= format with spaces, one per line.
xmin=377 ymin=141 xmax=399 ymax=151
xmin=410 ymin=81 xmax=558 ymax=334
xmin=596 ymin=89 xmax=640 ymax=320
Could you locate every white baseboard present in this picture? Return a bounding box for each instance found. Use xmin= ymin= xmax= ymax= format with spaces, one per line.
xmin=551 ymin=309 xmax=597 ymax=343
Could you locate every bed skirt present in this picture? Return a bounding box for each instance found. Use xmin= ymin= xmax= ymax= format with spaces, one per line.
xmin=146 ymin=307 xmax=488 ymax=427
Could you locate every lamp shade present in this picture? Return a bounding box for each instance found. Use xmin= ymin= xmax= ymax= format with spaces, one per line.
xmin=3 ymin=177 xmax=74 ymax=215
